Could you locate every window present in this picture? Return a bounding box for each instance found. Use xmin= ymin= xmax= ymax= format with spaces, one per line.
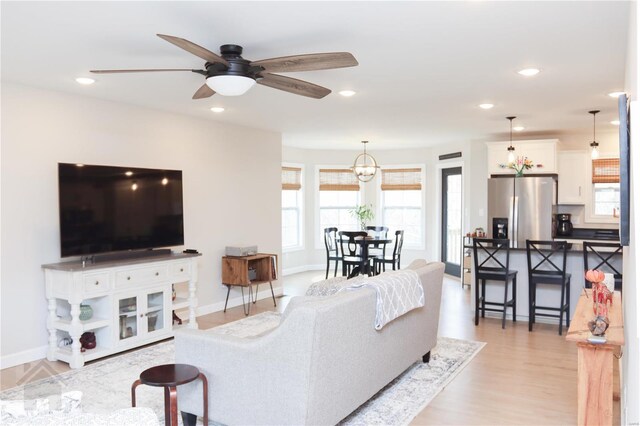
xmin=318 ymin=168 xmax=361 ymax=241
xmin=282 ymin=166 xmax=303 ymax=250
xmin=379 ymin=167 xmax=424 ymax=247
xmin=592 ymin=158 xmax=620 ymax=217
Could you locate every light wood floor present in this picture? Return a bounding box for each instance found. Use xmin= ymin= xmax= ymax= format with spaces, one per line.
xmin=1 ymin=272 xmax=620 ymax=425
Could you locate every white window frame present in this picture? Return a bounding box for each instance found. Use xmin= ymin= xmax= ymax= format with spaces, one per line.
xmin=282 ymin=163 xmax=305 ymax=253
xmin=584 ymin=154 xmax=620 ymax=224
xmin=377 ymin=164 xmax=426 ymax=250
xmin=314 ymin=165 xmax=365 ymax=250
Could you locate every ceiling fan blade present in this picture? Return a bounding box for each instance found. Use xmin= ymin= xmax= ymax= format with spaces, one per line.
xmin=192 ymin=83 xmax=215 ymax=99
xmin=258 ymin=73 xmax=331 ymax=99
xmin=157 ymin=34 xmax=229 ymax=66
xmin=251 ymin=52 xmax=358 ymax=73
xmin=90 ymin=68 xmax=196 ymax=74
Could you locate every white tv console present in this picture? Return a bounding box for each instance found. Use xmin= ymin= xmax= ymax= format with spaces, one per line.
xmin=42 ymin=252 xmax=200 ymax=368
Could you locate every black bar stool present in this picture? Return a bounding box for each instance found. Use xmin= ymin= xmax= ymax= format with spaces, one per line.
xmin=526 ymin=240 xmax=571 ymax=336
xmin=583 ymin=242 xmax=623 ymax=291
xmin=472 ymin=238 xmax=517 ymax=329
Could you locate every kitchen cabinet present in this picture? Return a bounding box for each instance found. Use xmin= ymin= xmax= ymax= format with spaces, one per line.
xmin=558 ymin=151 xmax=588 ymax=204
xmin=486 ymin=139 xmax=558 ymax=176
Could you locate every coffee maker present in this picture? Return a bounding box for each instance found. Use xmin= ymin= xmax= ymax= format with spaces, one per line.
xmin=556 ymin=213 xmax=573 ymax=236
xmin=492 ymin=218 xmax=509 ymax=239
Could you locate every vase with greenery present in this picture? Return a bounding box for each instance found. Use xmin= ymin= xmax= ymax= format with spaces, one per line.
xmin=350 ymin=204 xmax=375 ymax=231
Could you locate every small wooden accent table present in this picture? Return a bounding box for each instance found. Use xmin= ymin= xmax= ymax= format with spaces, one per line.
xmin=131 ymin=363 xmax=208 ymax=426
xmin=566 ymin=291 xmax=624 ymax=426
xmin=221 ymin=253 xmax=278 ymax=315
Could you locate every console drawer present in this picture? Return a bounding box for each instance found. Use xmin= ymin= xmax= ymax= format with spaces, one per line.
xmin=82 ymin=272 xmax=110 ymax=295
xmin=116 ymin=266 xmax=168 ymax=287
xmin=169 ymin=261 xmax=190 ymax=278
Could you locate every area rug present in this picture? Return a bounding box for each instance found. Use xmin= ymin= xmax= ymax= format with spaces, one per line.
xmin=1 ymin=312 xmax=485 ymax=425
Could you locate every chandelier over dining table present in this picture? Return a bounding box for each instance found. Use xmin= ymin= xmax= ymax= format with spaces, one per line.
xmin=351 ymin=140 xmax=380 ymax=182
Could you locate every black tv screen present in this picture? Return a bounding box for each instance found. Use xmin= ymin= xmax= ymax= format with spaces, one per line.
xmin=58 ymin=163 xmax=184 ymax=257
xmin=618 ymin=94 xmax=630 ymax=246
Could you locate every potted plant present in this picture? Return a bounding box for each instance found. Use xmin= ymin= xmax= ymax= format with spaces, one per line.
xmin=350 ymin=204 xmax=375 ymax=230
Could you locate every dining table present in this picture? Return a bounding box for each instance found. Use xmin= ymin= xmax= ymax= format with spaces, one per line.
xmin=341 ymin=235 xmax=392 ymax=277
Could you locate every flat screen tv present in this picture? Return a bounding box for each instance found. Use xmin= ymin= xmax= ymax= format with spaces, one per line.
xmin=58 ymin=163 xmax=184 ymax=257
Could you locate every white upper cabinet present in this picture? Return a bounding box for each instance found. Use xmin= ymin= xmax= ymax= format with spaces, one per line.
xmin=557 ymin=151 xmax=588 ymax=205
xmin=486 ymin=139 xmax=558 ymax=176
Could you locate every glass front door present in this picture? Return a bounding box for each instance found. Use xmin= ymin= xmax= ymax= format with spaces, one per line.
xmin=441 ymin=167 xmax=462 ymax=276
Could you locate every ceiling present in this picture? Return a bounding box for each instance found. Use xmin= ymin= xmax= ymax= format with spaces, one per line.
xmin=1 ymin=1 xmax=630 ymax=150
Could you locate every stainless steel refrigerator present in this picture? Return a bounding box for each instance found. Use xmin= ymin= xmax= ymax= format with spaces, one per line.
xmin=488 ymin=176 xmax=557 ymax=241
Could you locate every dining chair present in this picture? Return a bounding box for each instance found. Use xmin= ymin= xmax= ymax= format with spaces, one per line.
xmin=582 ymin=241 xmax=623 ymax=291
xmin=374 ymin=230 xmax=404 ymax=274
xmin=365 ymin=226 xmax=389 ymax=259
xmin=323 ymin=227 xmax=341 ymax=279
xmin=338 ymin=231 xmax=369 ymax=277
xmin=526 ymin=240 xmax=571 ymax=335
xmin=472 ymin=238 xmax=517 ymax=329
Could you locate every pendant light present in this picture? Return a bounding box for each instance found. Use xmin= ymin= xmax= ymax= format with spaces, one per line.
xmin=351 ymin=141 xmax=379 ymax=182
xmin=506 ymin=116 xmax=516 ymax=163
xmin=589 ymin=110 xmax=600 ymax=160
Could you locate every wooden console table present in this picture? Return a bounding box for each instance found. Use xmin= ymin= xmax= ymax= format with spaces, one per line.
xmin=221 ymin=253 xmax=278 ymax=316
xmin=566 ymin=291 xmax=623 ymax=426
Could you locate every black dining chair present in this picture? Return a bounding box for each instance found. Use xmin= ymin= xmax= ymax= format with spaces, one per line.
xmin=365 ymin=226 xmax=389 ymax=259
xmin=472 ymin=238 xmax=517 ymax=329
xmin=323 ymin=227 xmax=341 ymax=279
xmin=583 ymin=242 xmax=623 ymax=291
xmin=526 ymin=240 xmax=571 ymax=335
xmin=338 ymin=231 xmax=369 ymax=277
xmin=374 ymin=230 xmax=404 ymax=274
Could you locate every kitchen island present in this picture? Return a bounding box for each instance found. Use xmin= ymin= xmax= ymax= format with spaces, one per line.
xmin=463 ymin=240 xmax=622 ymax=324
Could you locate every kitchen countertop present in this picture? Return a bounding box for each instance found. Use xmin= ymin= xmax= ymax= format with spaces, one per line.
xmin=555 ymin=227 xmax=619 ymax=241
xmin=464 ymin=240 xmax=585 ymax=252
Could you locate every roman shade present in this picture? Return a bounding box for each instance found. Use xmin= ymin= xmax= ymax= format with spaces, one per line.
xmin=381 ymin=168 xmax=422 ymax=191
xmin=282 ymin=166 xmax=302 ymax=190
xmin=592 ymin=158 xmax=620 ymax=184
xmin=319 ymin=168 xmax=360 ymax=191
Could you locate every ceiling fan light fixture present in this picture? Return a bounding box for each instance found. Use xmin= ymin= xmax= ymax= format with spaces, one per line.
xmin=206 ymin=75 xmax=256 ymax=96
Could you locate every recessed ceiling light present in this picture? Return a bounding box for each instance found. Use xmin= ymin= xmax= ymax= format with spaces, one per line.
xmin=210 ymin=107 xmax=225 ymax=113
xmin=478 ymin=103 xmax=494 ymax=110
xmin=76 ymin=163 xmax=84 ymax=167
xmin=518 ymin=68 xmax=540 ymax=77
xmin=513 ymin=126 xmax=525 ymax=132
xmin=611 ymin=120 xmax=620 ymax=125
xmin=125 ymin=171 xmax=133 ymax=176
xmin=608 ymin=91 xmax=625 ymax=98
xmin=339 ymin=90 xmax=356 ymax=97
xmin=75 ymin=77 xmax=95 ymax=85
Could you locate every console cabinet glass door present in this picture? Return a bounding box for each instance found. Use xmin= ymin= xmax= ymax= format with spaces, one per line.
xmin=117 ymin=295 xmax=139 ymax=343
xmin=115 ymin=286 xmax=170 ymax=346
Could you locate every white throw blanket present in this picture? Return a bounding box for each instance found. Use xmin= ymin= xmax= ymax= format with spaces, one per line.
xmin=306 ymin=270 xmax=425 ymax=329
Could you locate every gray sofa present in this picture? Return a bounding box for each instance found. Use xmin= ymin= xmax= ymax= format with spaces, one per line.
xmin=175 ymin=259 xmax=445 ymax=425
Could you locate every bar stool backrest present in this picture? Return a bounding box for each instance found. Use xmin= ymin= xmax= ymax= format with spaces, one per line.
xmin=582 ymin=241 xmax=623 ymax=289
xmin=526 ymin=240 xmax=568 ymax=279
xmin=324 ymin=227 xmax=339 ymax=256
xmin=338 ymin=231 xmax=367 ymax=258
xmin=473 ymin=238 xmax=511 ymax=276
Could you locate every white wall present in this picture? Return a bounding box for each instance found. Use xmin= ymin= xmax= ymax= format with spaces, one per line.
xmin=622 ymin=2 xmax=639 ymax=424
xmin=0 ymin=83 xmax=282 ymax=366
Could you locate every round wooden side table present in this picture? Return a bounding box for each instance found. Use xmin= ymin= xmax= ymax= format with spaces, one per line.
xmin=131 ymin=363 xmax=208 ymax=426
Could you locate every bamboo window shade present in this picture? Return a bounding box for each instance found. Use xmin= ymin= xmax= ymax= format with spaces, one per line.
xmin=282 ymin=167 xmax=302 ymax=190
xmin=318 ymin=168 xmax=360 ymax=191
xmin=592 ymin=158 xmax=620 ymax=184
xmin=381 ymin=168 xmax=422 ymax=191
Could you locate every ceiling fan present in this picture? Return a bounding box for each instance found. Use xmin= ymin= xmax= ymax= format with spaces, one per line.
xmin=90 ymin=34 xmax=358 ymax=99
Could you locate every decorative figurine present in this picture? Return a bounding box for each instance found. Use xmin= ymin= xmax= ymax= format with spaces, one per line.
xmin=585 ymin=269 xmax=613 ymax=340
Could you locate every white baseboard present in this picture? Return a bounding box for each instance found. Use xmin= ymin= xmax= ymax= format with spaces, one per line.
xmin=1 ymin=345 xmax=48 ymax=370
xmin=196 ymin=285 xmax=284 ymax=317
xmin=282 ymin=264 xmax=325 ymax=276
